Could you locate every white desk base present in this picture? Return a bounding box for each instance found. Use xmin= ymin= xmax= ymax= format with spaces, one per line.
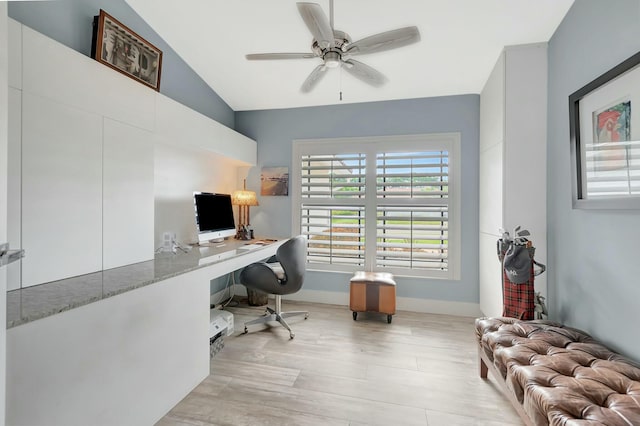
xmin=6 ymin=240 xmax=282 ymax=426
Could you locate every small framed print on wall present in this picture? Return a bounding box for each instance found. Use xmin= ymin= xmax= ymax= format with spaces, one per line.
xmin=91 ymin=9 xmax=163 ymax=91
xmin=261 ymin=167 xmax=289 ymax=196
xmin=569 ymin=50 xmax=640 ymax=209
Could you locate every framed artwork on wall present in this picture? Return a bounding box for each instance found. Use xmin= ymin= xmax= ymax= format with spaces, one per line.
xmin=261 ymin=167 xmax=289 ymax=196
xmin=569 ymin=50 xmax=640 ymax=209
xmin=91 ymin=9 xmax=163 ymax=91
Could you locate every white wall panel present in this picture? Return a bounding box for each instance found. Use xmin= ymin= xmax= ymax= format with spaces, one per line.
xmin=504 ymin=44 xmax=548 ymax=298
xmin=155 ymin=93 xmax=256 ymax=165
xmin=6 ymin=268 xmax=210 ymax=426
xmin=1 ymin=4 xmax=9 ymax=421
xmin=7 ymin=87 xmax=21 ymax=291
xmin=503 ymin=45 xmax=548 ymax=231
xmin=8 ymin=18 xmax=20 ymax=89
xmin=479 ymin=232 xmax=503 ymax=317
xmin=21 ymin=25 xmax=155 ymax=131
xmin=479 ymin=142 xmax=503 ymax=235
xmin=103 ymin=118 xmax=155 ymax=269
xmin=479 ymin=52 xmax=504 ymax=153
xmin=479 ymin=44 xmax=548 ymax=315
xmin=21 ymin=93 xmax=102 ymax=286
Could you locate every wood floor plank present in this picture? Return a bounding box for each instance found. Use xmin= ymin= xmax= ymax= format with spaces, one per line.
xmin=216 ymin=376 xmax=429 ymax=426
xmin=157 ymin=300 xmax=523 ymax=426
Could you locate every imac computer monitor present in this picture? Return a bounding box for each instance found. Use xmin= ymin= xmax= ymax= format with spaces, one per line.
xmin=194 ymin=192 xmax=236 ymax=243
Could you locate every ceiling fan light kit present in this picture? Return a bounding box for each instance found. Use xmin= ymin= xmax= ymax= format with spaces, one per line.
xmin=246 ymin=1 xmax=421 ymax=93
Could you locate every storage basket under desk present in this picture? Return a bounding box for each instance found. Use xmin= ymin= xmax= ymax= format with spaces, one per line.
xmin=349 ymin=271 xmax=396 ymax=323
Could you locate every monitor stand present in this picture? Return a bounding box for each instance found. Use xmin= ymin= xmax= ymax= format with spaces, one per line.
xmin=198 ymin=238 xmax=225 ymax=248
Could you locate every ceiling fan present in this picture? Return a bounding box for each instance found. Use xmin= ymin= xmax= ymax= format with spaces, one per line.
xmin=245 ymin=0 xmax=421 ymax=93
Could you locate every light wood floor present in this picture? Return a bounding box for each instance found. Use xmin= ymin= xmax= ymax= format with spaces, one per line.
xmin=157 ymin=300 xmax=523 ymax=426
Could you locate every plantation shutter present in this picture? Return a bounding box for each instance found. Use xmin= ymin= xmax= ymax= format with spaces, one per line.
xmin=292 ymin=133 xmax=460 ymax=279
xmin=376 ymin=151 xmax=449 ymax=272
xmin=300 ymin=153 xmax=367 ymax=267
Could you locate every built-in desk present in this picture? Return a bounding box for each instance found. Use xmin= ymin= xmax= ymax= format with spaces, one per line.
xmin=7 ymin=238 xmax=282 ymax=327
xmin=6 ymin=238 xmax=283 ymax=426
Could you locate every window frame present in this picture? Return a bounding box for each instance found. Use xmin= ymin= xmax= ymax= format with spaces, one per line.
xmin=292 ymin=133 xmax=461 ymax=280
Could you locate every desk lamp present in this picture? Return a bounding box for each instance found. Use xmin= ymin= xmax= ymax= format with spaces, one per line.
xmin=232 ymin=180 xmax=258 ymax=239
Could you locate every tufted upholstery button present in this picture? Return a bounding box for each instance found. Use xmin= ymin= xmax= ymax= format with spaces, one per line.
xmin=475 ymin=317 xmax=640 ymax=425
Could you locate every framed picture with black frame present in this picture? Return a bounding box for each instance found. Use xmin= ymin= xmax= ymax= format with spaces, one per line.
xmin=569 ymin=50 xmax=640 ymax=209
xmin=91 ymin=9 xmax=162 ymax=91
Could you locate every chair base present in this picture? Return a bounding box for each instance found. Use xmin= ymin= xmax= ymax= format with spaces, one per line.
xmin=243 ymin=295 xmax=308 ymax=339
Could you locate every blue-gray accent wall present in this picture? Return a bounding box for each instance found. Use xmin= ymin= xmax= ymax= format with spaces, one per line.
xmin=547 ymin=0 xmax=640 ymax=360
xmin=236 ymin=95 xmax=480 ymax=304
xmin=8 ymin=0 xmax=234 ymax=128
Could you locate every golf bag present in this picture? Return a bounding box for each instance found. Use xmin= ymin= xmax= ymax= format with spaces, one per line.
xmin=497 ymin=227 xmax=546 ymax=320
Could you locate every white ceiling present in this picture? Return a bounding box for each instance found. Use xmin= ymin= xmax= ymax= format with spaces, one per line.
xmin=125 ymin=0 xmax=574 ymax=112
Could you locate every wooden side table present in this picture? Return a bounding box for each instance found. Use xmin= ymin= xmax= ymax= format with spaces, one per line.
xmin=349 ymin=271 xmax=396 ymax=323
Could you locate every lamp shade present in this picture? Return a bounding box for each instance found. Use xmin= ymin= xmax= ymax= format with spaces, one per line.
xmin=231 ymin=190 xmax=258 ymax=206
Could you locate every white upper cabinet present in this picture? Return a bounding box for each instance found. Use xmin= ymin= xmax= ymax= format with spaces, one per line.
xmin=103 ymin=118 xmax=155 ymax=270
xmin=21 ymin=93 xmax=103 ymax=287
xmin=8 ymin=18 xmax=20 ymax=89
xmin=21 ymin=25 xmax=155 ymax=131
xmin=155 ymin=94 xmax=256 ymax=166
xmin=7 ymin=87 xmax=21 ymax=291
xmin=11 ymin=21 xmax=258 ymax=287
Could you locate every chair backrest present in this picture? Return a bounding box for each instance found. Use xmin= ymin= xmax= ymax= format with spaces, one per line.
xmin=276 ymin=235 xmax=307 ymax=293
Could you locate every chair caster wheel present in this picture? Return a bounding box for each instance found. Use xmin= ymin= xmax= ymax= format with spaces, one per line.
xmin=387 ymin=315 xmax=392 ymax=324
xmin=289 ymin=333 xmax=295 ymax=339
xmin=353 ymin=312 xmax=357 ymax=321
xmin=304 ymin=314 xmax=309 ymax=320
xmin=243 ymin=327 xmax=248 ymax=334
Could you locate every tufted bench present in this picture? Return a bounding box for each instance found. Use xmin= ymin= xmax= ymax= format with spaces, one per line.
xmin=475 ymin=317 xmax=640 ymax=426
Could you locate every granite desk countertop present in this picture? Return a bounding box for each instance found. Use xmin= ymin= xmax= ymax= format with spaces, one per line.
xmin=7 ymin=239 xmax=280 ymax=328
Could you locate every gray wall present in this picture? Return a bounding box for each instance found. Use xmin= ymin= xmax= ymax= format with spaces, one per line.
xmin=8 ymin=0 xmax=234 ymax=128
xmin=548 ymin=0 xmax=640 ymax=360
xmin=236 ymin=95 xmax=480 ymax=303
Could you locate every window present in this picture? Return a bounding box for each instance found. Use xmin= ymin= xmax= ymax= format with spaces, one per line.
xmin=292 ymin=133 xmax=460 ymax=279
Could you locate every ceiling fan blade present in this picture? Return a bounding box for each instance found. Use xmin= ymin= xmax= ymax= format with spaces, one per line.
xmin=301 ymin=64 xmax=328 ymax=93
xmin=345 ymin=26 xmax=420 ymax=56
xmin=246 ymin=53 xmax=316 ymax=60
xmin=342 ymin=59 xmax=387 ymax=87
xmin=297 ymin=2 xmax=334 ymax=49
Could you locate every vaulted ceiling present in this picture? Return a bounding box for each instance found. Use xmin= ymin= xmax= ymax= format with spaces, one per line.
xmin=125 ymin=0 xmax=574 ymax=111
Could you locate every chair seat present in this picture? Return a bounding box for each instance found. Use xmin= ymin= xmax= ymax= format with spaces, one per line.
xmin=266 ymin=262 xmax=285 ymax=280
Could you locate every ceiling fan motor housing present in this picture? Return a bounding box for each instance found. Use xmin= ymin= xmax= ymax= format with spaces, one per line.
xmin=311 ymin=30 xmax=351 ymax=68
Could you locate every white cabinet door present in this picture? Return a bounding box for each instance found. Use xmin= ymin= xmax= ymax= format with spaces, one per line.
xmin=8 ymin=18 xmax=20 ymax=89
xmin=1 ymin=6 xmax=9 ymax=420
xmin=21 ymin=25 xmax=155 ymax=131
xmin=103 ymin=118 xmax=154 ymax=269
xmin=21 ymin=93 xmax=102 ymax=287
xmin=7 ymin=87 xmax=21 ymax=290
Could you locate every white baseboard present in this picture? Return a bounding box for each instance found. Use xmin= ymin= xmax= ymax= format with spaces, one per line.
xmin=280 ymin=288 xmax=482 ymax=318
xmin=395 ymin=296 xmax=481 ymax=317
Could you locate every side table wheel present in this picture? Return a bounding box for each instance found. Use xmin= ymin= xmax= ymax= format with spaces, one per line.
xmin=243 ymin=326 xmax=248 ymax=334
xmin=352 ymin=311 xmax=358 ymax=321
xmin=387 ymin=315 xmax=392 ymax=324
